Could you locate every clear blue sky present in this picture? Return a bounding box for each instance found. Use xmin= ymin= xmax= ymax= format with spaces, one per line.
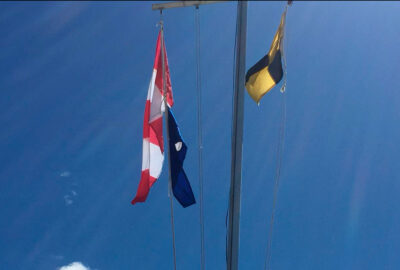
xmin=1 ymin=1 xmax=400 ymax=270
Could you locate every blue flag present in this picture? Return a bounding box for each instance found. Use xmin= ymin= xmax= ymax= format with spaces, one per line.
xmin=167 ymin=108 xmax=196 ymax=208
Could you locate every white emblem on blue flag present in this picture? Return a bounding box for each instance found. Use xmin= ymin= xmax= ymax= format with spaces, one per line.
xmin=175 ymin=142 xmax=182 ymax=151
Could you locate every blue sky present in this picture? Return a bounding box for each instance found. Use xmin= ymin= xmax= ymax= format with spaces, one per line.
xmin=1 ymin=1 xmax=400 ymax=270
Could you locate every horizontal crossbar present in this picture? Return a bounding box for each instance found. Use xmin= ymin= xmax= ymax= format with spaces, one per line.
xmin=152 ymin=1 xmax=227 ymax=11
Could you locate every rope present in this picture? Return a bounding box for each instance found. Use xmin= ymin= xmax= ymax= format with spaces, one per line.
xmin=194 ymin=6 xmax=206 ymax=270
xmin=264 ymin=91 xmax=286 ymax=270
xmin=159 ymin=12 xmax=177 ymax=270
xmin=280 ymin=5 xmax=288 ymax=94
xmin=169 ymin=195 xmax=177 ymax=270
xmin=264 ymin=4 xmax=289 ymax=270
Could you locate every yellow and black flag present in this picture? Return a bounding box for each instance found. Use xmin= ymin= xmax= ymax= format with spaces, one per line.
xmin=245 ymin=9 xmax=287 ymax=103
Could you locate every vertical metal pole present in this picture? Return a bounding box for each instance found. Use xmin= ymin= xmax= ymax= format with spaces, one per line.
xmin=160 ymin=18 xmax=177 ymax=270
xmin=227 ymin=1 xmax=247 ymax=270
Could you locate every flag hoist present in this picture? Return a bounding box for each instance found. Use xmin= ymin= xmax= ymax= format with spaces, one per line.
xmin=131 ymin=24 xmax=195 ymax=208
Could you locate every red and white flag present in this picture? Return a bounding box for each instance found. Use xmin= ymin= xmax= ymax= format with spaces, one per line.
xmin=131 ymin=31 xmax=173 ymax=205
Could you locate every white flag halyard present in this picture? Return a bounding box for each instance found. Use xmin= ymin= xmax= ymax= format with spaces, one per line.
xmin=132 ymin=31 xmax=173 ymax=205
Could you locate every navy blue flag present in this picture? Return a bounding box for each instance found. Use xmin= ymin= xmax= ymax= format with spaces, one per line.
xmin=167 ymin=108 xmax=196 ymax=208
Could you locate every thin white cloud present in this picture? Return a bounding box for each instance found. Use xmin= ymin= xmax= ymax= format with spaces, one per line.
xmin=58 ymin=261 xmax=90 ymax=270
xmin=60 ymin=171 xmax=71 ymax=177
xmin=64 ymin=190 xmax=78 ymax=206
xmin=64 ymin=195 xmax=73 ymax=206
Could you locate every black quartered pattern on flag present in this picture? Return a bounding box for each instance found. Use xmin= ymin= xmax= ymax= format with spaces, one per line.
xmin=245 ymin=8 xmax=287 ymax=103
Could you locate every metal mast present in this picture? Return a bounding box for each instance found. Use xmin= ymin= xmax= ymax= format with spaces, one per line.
xmin=227 ymin=2 xmax=247 ymax=270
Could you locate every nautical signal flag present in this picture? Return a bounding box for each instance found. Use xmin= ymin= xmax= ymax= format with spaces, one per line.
xmin=131 ymin=30 xmax=173 ymax=205
xmin=132 ymin=30 xmax=195 ymax=208
xmin=245 ymin=9 xmax=287 ymax=103
xmin=168 ymin=108 xmax=196 ymax=208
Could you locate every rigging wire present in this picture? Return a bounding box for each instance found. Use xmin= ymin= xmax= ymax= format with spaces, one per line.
xmin=160 ymin=10 xmax=177 ymax=270
xmin=264 ymin=4 xmax=289 ymax=270
xmin=194 ymin=5 xmax=206 ymax=270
